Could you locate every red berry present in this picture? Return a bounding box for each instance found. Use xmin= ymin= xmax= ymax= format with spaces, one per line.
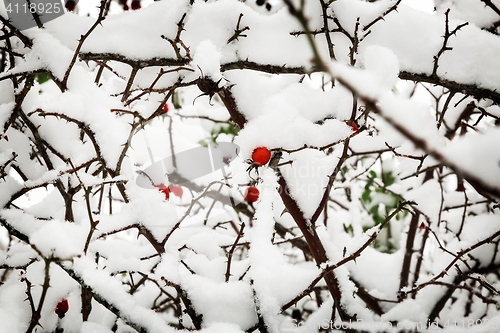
xmin=131 ymin=0 xmax=141 ymax=10
xmin=162 ymin=103 xmax=169 ymax=113
xmin=244 ymin=187 xmax=259 ymax=203
xmin=169 ymin=185 xmax=183 ymax=198
xmin=65 ymin=0 xmax=76 ymax=11
xmin=419 ymin=222 xmax=426 ymax=230
xmin=119 ymin=0 xmax=129 ymax=10
xmin=251 ymin=147 xmax=271 ymax=166
xmin=55 ymin=299 xmax=69 ymax=318
xmin=346 ymin=121 xmax=358 ymax=132
xmin=159 ymin=186 xmax=170 ymax=200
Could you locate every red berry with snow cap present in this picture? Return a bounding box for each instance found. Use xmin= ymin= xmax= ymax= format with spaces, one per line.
xmin=244 ymin=187 xmax=259 ymax=203
xmin=251 ymin=147 xmax=271 ymax=166
xmin=55 ymin=299 xmax=69 ymax=318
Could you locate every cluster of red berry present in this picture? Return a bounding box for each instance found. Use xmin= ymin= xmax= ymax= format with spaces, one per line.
xmin=242 ymin=146 xmax=273 ymax=203
xmin=119 ymin=0 xmax=141 ymax=10
xmin=154 ymin=147 xmax=271 ymax=204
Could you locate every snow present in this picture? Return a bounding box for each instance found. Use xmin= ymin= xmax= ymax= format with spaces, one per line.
xmin=0 ymin=275 xmax=31 ymax=333
xmin=24 ymin=28 xmax=74 ymax=80
xmin=0 ymin=101 xmax=14 ymax=131
xmin=281 ymin=150 xmax=339 ymax=218
xmin=360 ymin=45 xmax=400 ymax=91
xmin=192 ymin=40 xmax=224 ymax=82
xmin=67 ymin=256 xmax=178 ymax=333
xmin=181 ymin=274 xmax=257 ymax=330
xmin=1 ymin=0 xmax=500 ymax=331
xmin=441 ymin=128 xmax=500 ymax=188
xmin=30 ymin=219 xmax=87 ymax=258
xmin=82 ymin=1 xmax=186 ymax=60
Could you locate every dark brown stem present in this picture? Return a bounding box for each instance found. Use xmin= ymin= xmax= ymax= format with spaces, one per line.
xmin=121 ymin=67 xmax=138 ymax=102
xmin=363 ymin=0 xmax=402 ymax=32
xmin=404 ymin=228 xmax=500 ymax=298
xmin=0 ymin=15 xmax=33 ymax=47
xmin=399 ymin=211 xmax=420 ymax=299
xmin=281 ymin=201 xmax=408 ymax=312
xmin=26 ymin=258 xmax=51 ymax=333
xmin=225 ymin=222 xmax=245 ymax=282
xmin=277 ymin=176 xmax=351 ymax=321
xmin=481 ymin=0 xmax=500 ymax=16
xmin=62 ymin=0 xmax=108 ymax=90
xmin=319 ymin=0 xmax=335 ymax=60
xmin=411 ymin=225 xmax=429 ymax=298
xmin=227 ymin=13 xmax=250 ymax=44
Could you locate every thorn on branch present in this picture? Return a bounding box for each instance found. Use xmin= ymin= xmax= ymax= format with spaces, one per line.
xmin=227 ymin=13 xmax=250 ymax=44
xmin=162 ymin=13 xmax=192 ymax=61
xmin=363 ymin=0 xmax=402 ymax=31
xmin=432 ymin=9 xmax=468 ymax=77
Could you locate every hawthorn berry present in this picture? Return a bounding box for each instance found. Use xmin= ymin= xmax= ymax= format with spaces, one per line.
xmin=55 ymin=299 xmax=69 ymax=318
xmin=170 ymin=185 xmax=183 ymax=198
xmin=131 ymin=0 xmax=141 ymax=10
xmin=244 ymin=187 xmax=259 ymax=203
xmin=346 ymin=121 xmax=358 ymax=132
xmin=162 ymin=103 xmax=169 ymax=113
xmin=159 ymin=186 xmax=170 ymax=200
xmin=251 ymin=147 xmax=271 ymax=166
xmin=65 ymin=0 xmax=76 ymax=11
xmin=119 ymin=0 xmax=129 ymax=10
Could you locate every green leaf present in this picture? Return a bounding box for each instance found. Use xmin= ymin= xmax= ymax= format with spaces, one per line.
xmin=173 ymin=90 xmax=182 ymax=109
xmin=35 ymin=72 xmax=50 ymax=84
xmin=382 ymin=171 xmax=396 ymax=187
xmin=361 ymin=190 xmax=371 ymax=203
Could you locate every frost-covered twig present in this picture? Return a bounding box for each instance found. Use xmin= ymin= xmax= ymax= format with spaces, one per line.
xmin=403 ymin=228 xmax=500 ymax=298
xmin=319 ymin=0 xmax=336 ymax=60
xmin=124 ymin=67 xmax=193 ymax=106
xmin=79 ymin=52 xmax=190 ymax=68
xmin=0 ymin=15 xmax=33 ymax=47
xmin=161 ymin=13 xmax=192 ymax=61
xmin=62 ymin=0 xmax=109 ymax=90
xmin=281 ymin=201 xmax=409 ymax=312
xmin=161 ymin=277 xmax=203 ymax=330
xmin=24 ymin=256 xmax=53 ymax=333
xmin=432 ymin=9 xmax=469 ymax=77
xmin=225 ymin=222 xmax=245 ymax=282
xmin=221 ymin=60 xmax=308 ymax=74
xmin=121 ymin=67 xmax=138 ymax=102
xmin=480 ymin=0 xmax=500 ymax=17
xmin=227 ymin=13 xmax=250 ymax=44
xmin=161 ymin=180 xmax=228 ymax=245
xmin=399 ymin=211 xmax=420 ymax=298
xmin=363 ymin=0 xmax=402 ymax=32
